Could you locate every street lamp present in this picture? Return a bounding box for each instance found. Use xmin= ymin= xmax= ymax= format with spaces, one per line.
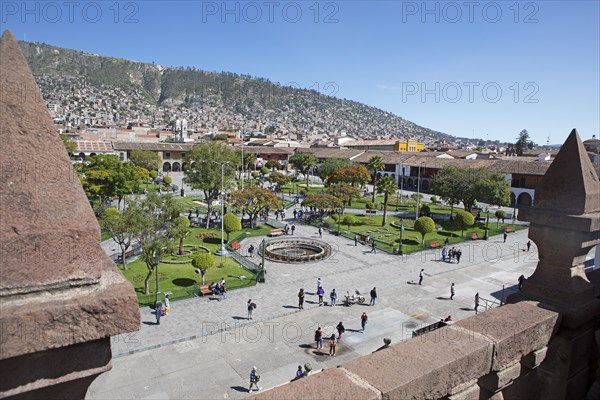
xmin=484 ymin=207 xmax=490 ymax=240
xmin=415 ymin=163 xmax=423 ymax=221
xmin=241 ymin=133 xmax=245 ymax=190
xmin=154 ymin=253 xmax=161 ymax=308
xmin=213 ymin=160 xmax=231 ymax=256
xmin=398 ymin=218 xmax=404 ymax=255
xmin=400 ymin=161 xmax=404 ymax=204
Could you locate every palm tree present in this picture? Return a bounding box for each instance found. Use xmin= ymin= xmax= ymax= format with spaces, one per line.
xmin=367 ymin=156 xmax=385 ymax=202
xmin=376 ymin=176 xmax=398 ymax=226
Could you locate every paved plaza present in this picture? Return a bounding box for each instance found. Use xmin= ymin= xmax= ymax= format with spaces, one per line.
xmin=88 ymin=221 xmax=537 ymax=399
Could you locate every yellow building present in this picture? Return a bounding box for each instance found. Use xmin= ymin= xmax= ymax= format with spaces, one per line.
xmin=395 ymin=139 xmax=424 ymax=152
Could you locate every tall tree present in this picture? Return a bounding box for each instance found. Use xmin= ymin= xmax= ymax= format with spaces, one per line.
xmin=367 ymin=156 xmax=385 ymax=202
xmin=327 ymin=165 xmax=371 ymax=187
xmin=454 ymin=210 xmax=475 ymax=237
xmin=172 ymin=216 xmax=191 ymax=255
xmin=130 ymin=194 xmax=183 ymax=295
xmin=515 ymin=129 xmax=530 ymax=156
xmin=269 ymin=171 xmax=291 ymax=189
xmin=376 ymin=176 xmax=398 ymax=226
xmin=184 ymin=142 xmax=237 ymax=228
xmin=318 ymin=158 xmax=352 ymax=181
xmin=301 ymin=194 xmax=342 ymax=220
xmin=475 ymin=174 xmax=511 ymax=207
xmin=326 ymin=183 xmax=361 ymax=212
xmin=100 ymin=207 xmax=141 ymax=270
xmin=289 ymin=153 xmax=318 ymax=188
xmin=130 ymin=150 xmax=161 ymax=172
xmin=228 ymin=187 xmax=282 ymax=227
xmin=414 ymin=216 xmax=435 ymax=245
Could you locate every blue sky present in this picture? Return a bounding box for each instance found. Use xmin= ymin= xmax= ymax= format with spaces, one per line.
xmin=2 ymin=1 xmax=598 ymax=144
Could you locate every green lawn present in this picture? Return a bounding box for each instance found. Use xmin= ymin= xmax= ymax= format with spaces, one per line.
xmin=175 ymin=196 xmax=208 ymax=211
xmin=119 ymin=225 xmax=271 ymax=305
xmin=281 ymin=182 xmax=327 ymax=196
xmin=325 ymin=213 xmax=524 ymax=254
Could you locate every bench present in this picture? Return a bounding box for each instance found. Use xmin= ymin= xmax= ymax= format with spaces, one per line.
xmin=269 ymin=229 xmax=284 ymax=237
xmin=471 ymin=233 xmax=480 ymax=240
xmin=231 ymin=240 xmax=241 ymax=251
xmin=198 ymin=284 xmax=212 ymax=296
xmin=430 ymin=241 xmax=441 ymax=249
xmin=365 ymin=209 xmax=377 ymax=215
xmin=505 ymin=226 xmax=514 ymax=233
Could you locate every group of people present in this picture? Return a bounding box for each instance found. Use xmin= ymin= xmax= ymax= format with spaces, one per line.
xmin=208 ymin=278 xmax=227 ymax=300
xmin=441 ymin=246 xmax=462 ymax=263
xmin=274 ymin=208 xmax=286 ymax=220
xmin=154 ymin=294 xmax=170 ymax=325
xmin=283 ymin=224 xmax=296 ymax=235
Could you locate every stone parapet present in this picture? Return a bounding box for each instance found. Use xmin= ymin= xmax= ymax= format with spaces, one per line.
xmin=251 ymin=301 xmax=558 ymax=400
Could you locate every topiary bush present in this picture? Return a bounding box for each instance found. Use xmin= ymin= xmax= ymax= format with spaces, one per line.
xmin=414 ymin=216 xmax=435 ymax=245
xmin=454 ymin=210 xmax=475 ymax=237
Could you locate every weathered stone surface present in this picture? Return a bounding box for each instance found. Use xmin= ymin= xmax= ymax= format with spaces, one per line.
xmin=0 ymin=29 xmax=140 ymax=399
xmin=478 ymin=361 xmax=521 ymax=392
xmin=0 ymin=29 xmax=140 ymax=361
xmin=447 ymin=382 xmax=480 ymax=400
xmin=343 ymin=325 xmax=493 ymax=399
xmin=251 ymin=368 xmax=380 ymax=400
xmin=521 ymin=347 xmax=547 ymax=369
xmin=455 ymin=301 xmax=558 ymax=371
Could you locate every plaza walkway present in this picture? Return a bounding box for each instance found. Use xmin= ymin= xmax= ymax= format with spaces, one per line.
xmin=88 ymin=221 xmax=537 ymax=399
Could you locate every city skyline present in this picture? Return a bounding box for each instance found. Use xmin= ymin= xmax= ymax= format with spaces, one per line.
xmin=2 ymin=1 xmax=599 ymax=144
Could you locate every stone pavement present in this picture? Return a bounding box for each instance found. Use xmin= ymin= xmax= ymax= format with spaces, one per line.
xmin=88 ymin=222 xmax=537 ymax=399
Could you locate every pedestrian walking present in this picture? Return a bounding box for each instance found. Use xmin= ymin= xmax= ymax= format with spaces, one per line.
xmin=330 ymin=289 xmax=337 ymax=306
xmin=503 ymin=232 xmax=508 ymax=242
xmin=444 ymin=238 xmax=450 ymax=246
xmin=354 ymin=234 xmax=358 ymax=246
xmin=456 ymin=249 xmax=462 ymax=264
xmin=295 ymin=365 xmax=304 ymax=379
xmin=526 ymin=240 xmax=531 ymax=251
xmin=450 ymin=283 xmax=455 ymax=300
xmin=336 ymin=321 xmax=346 ymax=341
xmin=317 ymin=277 xmax=322 ymax=293
xmin=518 ymin=274 xmax=525 ymax=290
xmin=248 ymin=366 xmax=261 ymax=392
xmin=248 ymin=244 xmax=255 ymax=257
xmin=164 ymin=294 xmax=170 ymax=315
xmin=155 ymin=302 xmax=162 ymax=325
xmin=293 ymin=210 xmax=298 ymax=219
xmin=219 ymin=282 xmax=226 ymax=300
xmin=369 ymin=287 xmax=377 ymax=306
xmin=329 ymin=334 xmax=337 ymax=356
xmin=370 ymin=241 xmax=377 ymax=253
xmin=318 ymin=226 xmax=323 ymax=238
xmin=284 ymin=224 xmax=290 ymax=235
xmin=317 ymin=286 xmax=325 ymax=306
xmin=419 ymin=269 xmax=424 ymax=285
xmin=474 ymin=292 xmax=480 ymax=314
xmin=441 ymin=247 xmax=447 ymax=262
xmin=315 ymin=327 xmax=323 ymax=349
xmin=247 ymin=299 xmax=256 ymax=320
xmin=360 ymin=312 xmax=368 ymax=333
xmin=291 ymin=224 xmax=296 ymax=235
xmin=298 ymin=288 xmax=305 ymax=310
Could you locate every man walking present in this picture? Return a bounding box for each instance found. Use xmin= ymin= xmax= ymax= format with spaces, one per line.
xmin=248 ymin=366 xmax=261 ymax=392
xmin=330 ymin=289 xmax=337 ymax=306
xmin=247 ymin=299 xmax=256 ymax=320
xmin=474 ymin=292 xmax=480 ymax=314
xmin=360 ymin=312 xmax=368 ymax=333
xmin=503 ymin=232 xmax=508 ymax=243
xmin=291 ymin=224 xmax=296 ymax=235
xmin=317 ymin=286 xmax=325 ymax=306
xmin=316 ymin=278 xmax=321 ymax=294
xmin=354 ymin=234 xmax=358 ymax=246
xmin=450 ymin=283 xmax=455 ymax=300
xmin=527 ymin=240 xmax=532 ymax=251
xmin=314 ymin=327 xmax=323 ymax=349
xmin=456 ymin=249 xmax=462 ymax=264
xmin=419 ymin=269 xmax=424 ymax=285
xmin=318 ymin=226 xmax=323 ymax=238
xmin=298 ymin=288 xmax=305 ymax=310
xmin=518 ymin=274 xmax=525 ymax=290
xmin=369 ymin=287 xmax=377 ymax=306
xmin=370 ymin=240 xmax=377 ymax=254
xmin=336 ymin=321 xmax=345 ymax=341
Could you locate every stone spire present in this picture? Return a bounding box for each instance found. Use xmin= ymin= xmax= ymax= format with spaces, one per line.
xmin=0 ymin=30 xmax=139 ymax=398
xmin=516 ymin=129 xmax=600 ymax=315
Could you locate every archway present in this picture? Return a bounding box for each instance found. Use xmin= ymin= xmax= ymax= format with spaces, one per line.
xmin=517 ymin=192 xmax=532 ymax=206
xmin=172 ymin=162 xmax=181 ymax=172
xmin=163 ymin=162 xmax=172 ymax=173
xmin=510 ymin=192 xmax=516 ymax=207
xmin=407 ymin=178 xmax=414 ymax=188
xmin=421 ymin=180 xmax=430 ymax=191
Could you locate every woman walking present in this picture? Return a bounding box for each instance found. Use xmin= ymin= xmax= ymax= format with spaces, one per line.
xmin=361 ymin=312 xmax=368 ymax=333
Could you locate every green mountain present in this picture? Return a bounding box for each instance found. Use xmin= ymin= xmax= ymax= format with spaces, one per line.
xmin=19 ymin=40 xmax=449 ymax=139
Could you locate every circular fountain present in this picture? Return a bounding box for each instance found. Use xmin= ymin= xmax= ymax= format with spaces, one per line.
xmin=260 ymin=238 xmax=332 ymax=263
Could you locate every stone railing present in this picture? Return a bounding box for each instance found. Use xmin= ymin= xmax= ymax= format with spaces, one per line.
xmin=252 ymin=301 xmax=559 ymax=400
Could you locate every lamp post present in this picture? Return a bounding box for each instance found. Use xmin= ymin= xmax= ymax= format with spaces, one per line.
xmin=484 ymin=207 xmax=490 ymax=240
xmin=398 ymin=218 xmax=404 ymax=255
xmin=241 ymin=134 xmax=244 ymax=190
xmin=154 ymin=253 xmax=160 ymax=308
xmin=213 ymin=161 xmax=230 ymax=256
xmin=400 ymin=161 xmax=404 ymax=204
xmin=415 ymin=163 xmax=422 ymax=221
xmin=260 ymin=238 xmax=266 ymax=283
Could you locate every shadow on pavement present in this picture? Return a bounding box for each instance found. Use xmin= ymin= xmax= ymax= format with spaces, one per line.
xmin=230 ymin=386 xmax=249 ymax=393
xmin=436 ymin=296 xmax=450 ymax=300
